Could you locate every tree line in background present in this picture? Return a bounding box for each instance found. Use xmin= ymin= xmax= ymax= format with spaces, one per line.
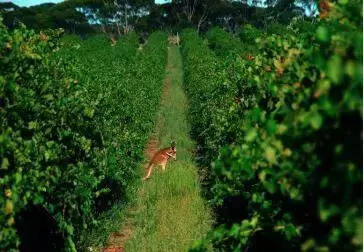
xmin=0 ymin=0 xmax=317 ymax=35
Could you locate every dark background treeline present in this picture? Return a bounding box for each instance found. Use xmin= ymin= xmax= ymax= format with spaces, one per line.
xmin=0 ymin=0 xmax=317 ymax=36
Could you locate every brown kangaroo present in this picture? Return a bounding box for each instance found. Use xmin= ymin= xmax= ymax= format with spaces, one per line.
xmin=143 ymin=141 xmax=177 ymax=180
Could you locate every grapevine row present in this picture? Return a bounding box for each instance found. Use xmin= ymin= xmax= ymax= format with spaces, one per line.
xmin=182 ymin=1 xmax=362 ymax=251
xmin=0 ymin=20 xmax=167 ymax=250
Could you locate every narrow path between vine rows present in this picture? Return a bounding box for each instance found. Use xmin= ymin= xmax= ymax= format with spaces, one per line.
xmin=103 ymin=45 xmax=212 ymax=252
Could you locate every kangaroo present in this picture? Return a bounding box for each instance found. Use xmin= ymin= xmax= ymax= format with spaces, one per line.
xmin=143 ymin=141 xmax=177 ymax=180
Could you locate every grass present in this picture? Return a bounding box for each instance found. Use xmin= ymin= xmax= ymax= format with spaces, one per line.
xmin=124 ymin=45 xmax=213 ymax=251
xmin=77 ymin=201 xmax=126 ymax=250
xmin=76 ymin=180 xmax=140 ymax=251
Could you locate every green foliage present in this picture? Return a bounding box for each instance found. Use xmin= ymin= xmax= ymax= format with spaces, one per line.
xmin=182 ymin=1 xmax=362 ymax=251
xmin=237 ymin=24 xmax=262 ymax=45
xmin=181 ymin=28 xmax=236 ymax=183
xmin=0 ymin=18 xmax=167 ymax=251
xmin=206 ymin=27 xmax=242 ymax=58
xmin=266 ymin=22 xmax=287 ymax=35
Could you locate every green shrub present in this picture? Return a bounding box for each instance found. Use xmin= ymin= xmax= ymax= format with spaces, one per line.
xmin=206 ymin=27 xmax=242 ymax=58
xmin=181 ymin=29 xmax=237 ymax=189
xmin=69 ymin=31 xmax=168 ymax=249
xmin=266 ymin=22 xmax=284 ymax=34
xmin=183 ymin=1 xmax=362 ymax=251
xmin=0 ymin=21 xmax=100 ymax=251
xmin=237 ymin=24 xmax=261 ymax=45
xmin=0 ymin=18 xmax=167 ymax=251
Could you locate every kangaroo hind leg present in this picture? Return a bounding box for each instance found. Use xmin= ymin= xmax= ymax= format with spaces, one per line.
xmin=143 ymin=163 xmax=154 ymax=180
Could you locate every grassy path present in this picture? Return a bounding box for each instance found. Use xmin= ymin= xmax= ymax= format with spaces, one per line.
xmin=120 ymin=45 xmax=212 ymax=251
